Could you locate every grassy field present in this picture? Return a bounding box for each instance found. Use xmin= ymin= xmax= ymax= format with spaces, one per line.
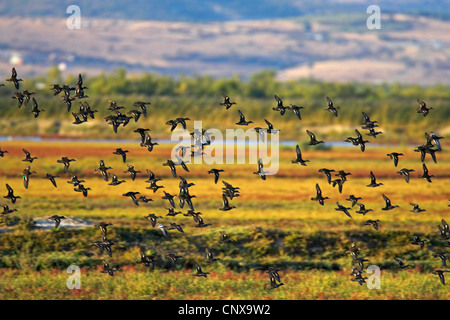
xmin=0 ymin=140 xmax=448 ymax=300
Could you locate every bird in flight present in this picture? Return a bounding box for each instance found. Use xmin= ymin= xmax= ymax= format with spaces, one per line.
xmin=367 ymin=171 xmax=383 ymax=188
xmin=193 ymin=262 xmax=209 ymax=277
xmin=325 ymin=96 xmax=339 ymax=117
xmin=5 ymin=67 xmax=23 ymax=90
xmin=236 ymin=110 xmax=253 ymax=126
xmin=387 ymin=152 xmax=403 ymax=167
xmin=396 ymin=168 xmax=414 ymax=183
xmin=306 ymin=130 xmax=324 ymax=145
xmin=416 ymin=99 xmax=433 ymax=117
xmin=220 ymin=93 xmax=236 ymax=110
xmin=381 ymin=194 xmax=399 ymax=211
xmin=253 ymin=158 xmax=266 ymax=180
xmin=335 ymin=202 xmax=352 ymax=218
xmin=311 ymin=183 xmax=329 ymax=206
xmin=208 ymin=169 xmax=225 ymax=184
xmin=273 ymin=95 xmax=287 ymax=115
xmin=291 ymin=145 xmax=309 ymax=166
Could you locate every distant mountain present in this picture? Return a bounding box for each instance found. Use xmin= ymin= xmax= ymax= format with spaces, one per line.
xmin=1 ymin=1 xmax=450 ymax=84
xmin=1 ymin=0 xmax=450 ymax=22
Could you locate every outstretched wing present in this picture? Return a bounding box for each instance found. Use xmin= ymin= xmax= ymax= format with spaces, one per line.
xmin=274 ymin=95 xmax=282 ymax=104
xmin=422 ymin=163 xmax=428 ymax=175
xmin=315 ymin=183 xmax=322 ymax=196
xmin=370 ymin=171 xmax=376 ymax=184
xmin=362 ymin=112 xmax=370 ymax=123
xmin=222 ymin=193 xmax=229 ymax=207
xmin=238 ymin=110 xmax=245 ymax=121
xmin=23 ymin=149 xmax=30 ymax=157
xmin=326 ymin=96 xmax=333 ymax=107
xmin=5 ymin=184 xmax=14 ymax=197
xmin=264 ymin=119 xmax=273 ymax=130
xmin=382 ymin=194 xmax=391 ymax=206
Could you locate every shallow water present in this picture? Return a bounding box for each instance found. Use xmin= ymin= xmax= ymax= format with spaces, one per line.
xmin=0 ymin=135 xmax=399 ymax=148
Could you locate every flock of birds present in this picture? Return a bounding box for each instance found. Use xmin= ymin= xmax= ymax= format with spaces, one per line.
xmin=0 ymin=67 xmax=449 ymax=291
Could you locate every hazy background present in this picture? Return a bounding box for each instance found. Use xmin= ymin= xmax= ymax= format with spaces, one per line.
xmin=1 ymin=0 xmax=450 ymax=84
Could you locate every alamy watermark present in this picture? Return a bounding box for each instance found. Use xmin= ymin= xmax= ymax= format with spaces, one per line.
xmin=66 ymin=265 xmax=81 ymax=289
xmin=66 ymin=5 xmax=81 ymax=30
xmin=367 ymin=5 xmax=381 ymax=30
xmin=366 ymin=265 xmax=381 ymax=289
xmin=170 ymin=121 xmax=280 ymax=175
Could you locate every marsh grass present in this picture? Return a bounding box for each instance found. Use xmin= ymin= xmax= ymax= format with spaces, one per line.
xmin=0 ymin=141 xmax=448 ymax=299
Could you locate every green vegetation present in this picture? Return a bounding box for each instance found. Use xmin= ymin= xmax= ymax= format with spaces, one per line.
xmin=0 ymin=67 xmax=449 ymax=141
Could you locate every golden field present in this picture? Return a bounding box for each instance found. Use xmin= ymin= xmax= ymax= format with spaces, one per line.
xmin=0 ymin=140 xmax=448 ymax=299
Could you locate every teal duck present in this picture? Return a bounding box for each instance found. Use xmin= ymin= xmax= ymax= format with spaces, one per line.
xmin=325 ymin=96 xmax=339 ymax=117
xmin=311 ymin=183 xmax=329 ymax=206
xmin=291 ymin=145 xmax=309 ymax=166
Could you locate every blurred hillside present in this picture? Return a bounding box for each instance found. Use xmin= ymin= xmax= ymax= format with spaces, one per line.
xmin=0 ymin=1 xmax=450 ymax=84
xmin=2 ymin=0 xmax=450 ymax=22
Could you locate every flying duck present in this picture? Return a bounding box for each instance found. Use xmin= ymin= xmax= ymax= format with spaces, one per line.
xmin=219 ymin=193 xmax=236 ymax=211
xmin=49 ymin=215 xmax=66 ymax=229
xmin=291 ymin=145 xmax=309 ymax=166
xmin=325 ymin=96 xmax=339 ymax=117
xmin=381 ymin=194 xmax=399 ymax=211
xmin=393 ymin=257 xmax=413 ymax=269
xmin=133 ymin=101 xmax=150 ymax=117
xmin=253 ymin=158 xmax=266 ymax=180
xmin=355 ymin=203 xmax=373 ymax=215
xmin=205 ymin=248 xmax=221 ymax=262
xmin=21 ymin=166 xmax=36 ymax=189
xmin=123 ymin=191 xmax=141 ymax=205
xmin=22 ymin=149 xmax=38 ymax=163
xmin=318 ymin=168 xmax=335 ymax=184
xmin=108 ymin=173 xmax=125 ymax=186
xmin=145 ymin=213 xmax=163 ymax=228
xmin=57 ymin=156 xmax=76 ymax=173
xmin=273 ymin=95 xmax=286 ymax=115
xmin=30 ymin=98 xmax=44 ymax=118
xmin=306 ymin=130 xmax=324 ymax=145
xmin=311 ymin=183 xmax=329 ymax=206
xmin=113 ymin=148 xmax=129 ymax=163
xmin=397 ymin=168 xmax=414 ymax=183
xmin=74 ymin=184 xmax=91 ymax=197
xmin=287 ymin=104 xmax=304 ymax=120
xmin=363 ymin=219 xmax=380 ymax=230
xmin=162 ymin=191 xmax=176 ymax=208
xmin=124 ymin=164 xmax=141 ymax=181
xmin=5 ymin=67 xmax=22 ymax=90
xmin=220 ymin=93 xmax=236 ymax=109
xmin=416 ymin=99 xmax=433 ymax=117
xmin=335 ymin=202 xmax=352 ymax=218
xmin=4 ymin=184 xmax=20 ymax=204
xmin=387 ymin=152 xmax=404 ymax=167
xmin=236 ymin=110 xmax=253 ymax=126
xmin=431 ymin=270 xmax=449 ymax=285
xmin=418 ymin=163 xmax=434 ymax=182
xmin=208 ymin=169 xmax=225 ymax=184
xmin=193 ymin=262 xmax=209 ymax=277
xmin=346 ymin=195 xmax=362 ymax=207
xmin=95 ymin=160 xmax=112 ymax=181
xmin=409 ymin=203 xmax=426 ymax=213
xmin=138 ymin=249 xmax=155 ymax=269
xmin=367 ymin=171 xmax=383 ymax=187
